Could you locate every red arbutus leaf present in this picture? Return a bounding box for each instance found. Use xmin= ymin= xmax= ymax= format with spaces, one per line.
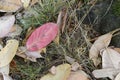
xmin=26 ymin=22 xmax=59 ymax=51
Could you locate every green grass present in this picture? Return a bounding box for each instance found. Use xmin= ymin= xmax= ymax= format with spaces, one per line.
xmin=17 ymin=0 xmax=75 ymax=30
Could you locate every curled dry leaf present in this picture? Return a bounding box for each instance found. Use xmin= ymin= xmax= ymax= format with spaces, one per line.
xmin=0 ymin=39 xmax=19 ymax=67
xmin=101 ymin=48 xmax=120 ymax=69
xmin=16 ymin=46 xmax=42 ymax=62
xmin=89 ymin=33 xmax=112 ymax=66
xmin=6 ymin=24 xmax=23 ymax=38
xmin=67 ymin=70 xmax=89 ymax=80
xmin=26 ymin=22 xmax=59 ymax=51
xmin=40 ymin=64 xmax=71 ymax=80
xmin=57 ymin=7 xmax=67 ymax=33
xmin=0 ymin=0 xmax=22 ymax=12
xmin=0 ymin=15 xmax=15 ymax=38
xmin=115 ymin=73 xmax=120 ymax=80
xmin=92 ymin=68 xmax=120 ymax=79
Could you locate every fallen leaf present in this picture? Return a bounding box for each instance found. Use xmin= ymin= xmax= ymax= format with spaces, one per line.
xmin=16 ymin=46 xmax=42 ymax=62
xmin=0 ymin=64 xmax=9 ymax=75
xmin=21 ymin=0 xmax=30 ymax=8
xmin=89 ymin=33 xmax=112 ymax=66
xmin=92 ymin=68 xmax=120 ymax=79
xmin=115 ymin=72 xmax=120 ymax=80
xmin=57 ymin=7 xmax=67 ymax=33
xmin=25 ymin=50 xmax=42 ymax=59
xmin=101 ymin=48 xmax=120 ymax=69
xmin=0 ymin=0 xmax=22 ymax=12
xmin=71 ymin=62 xmax=81 ymax=71
xmin=26 ymin=22 xmax=59 ymax=51
xmin=0 ymin=15 xmax=15 ymax=38
xmin=0 ymin=73 xmax=12 ymax=80
xmin=10 ymin=60 xmax=16 ymax=68
xmin=113 ymin=48 xmax=120 ymax=53
xmin=49 ymin=66 xmax=56 ymax=75
xmin=40 ymin=64 xmax=71 ymax=80
xmin=67 ymin=70 xmax=89 ymax=80
xmin=0 ymin=44 xmax=3 ymax=50
xmin=16 ymin=52 xmax=37 ymax=62
xmin=6 ymin=24 xmax=23 ymax=38
xmin=0 ymin=39 xmax=19 ymax=67
xmin=65 ymin=56 xmax=75 ymax=64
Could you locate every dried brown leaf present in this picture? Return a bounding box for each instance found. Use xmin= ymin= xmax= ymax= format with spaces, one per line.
xmin=0 ymin=0 xmax=22 ymax=12
xmin=89 ymin=33 xmax=112 ymax=66
xmin=92 ymin=68 xmax=120 ymax=79
xmin=16 ymin=46 xmax=42 ymax=62
xmin=113 ymin=48 xmax=120 ymax=53
xmin=57 ymin=8 xmax=67 ymax=33
xmin=101 ymin=48 xmax=120 ymax=69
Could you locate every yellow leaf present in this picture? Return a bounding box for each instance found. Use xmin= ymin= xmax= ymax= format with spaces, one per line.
xmin=0 ymin=0 xmax=22 ymax=12
xmin=0 ymin=39 xmax=19 ymax=67
xmin=67 ymin=70 xmax=89 ymax=80
xmin=40 ymin=64 xmax=71 ymax=80
xmin=89 ymin=33 xmax=112 ymax=66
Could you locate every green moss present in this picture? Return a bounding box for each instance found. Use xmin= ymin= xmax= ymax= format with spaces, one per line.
xmin=112 ymin=0 xmax=120 ymax=16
